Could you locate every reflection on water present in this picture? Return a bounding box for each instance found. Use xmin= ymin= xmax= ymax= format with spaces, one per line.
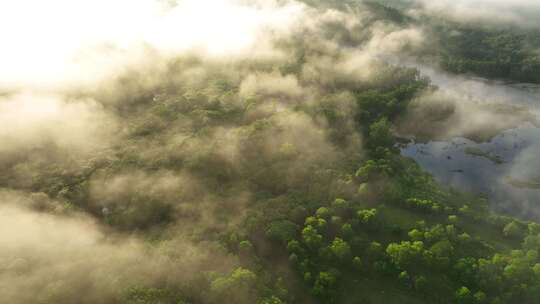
xmin=401 ymin=125 xmax=540 ymax=219
xmin=390 ymin=58 xmax=540 ymax=219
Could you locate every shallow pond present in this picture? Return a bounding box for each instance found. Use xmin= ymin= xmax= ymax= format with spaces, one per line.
xmin=397 ymin=62 xmax=540 ymax=219
xmin=401 ymin=125 xmax=540 ymax=219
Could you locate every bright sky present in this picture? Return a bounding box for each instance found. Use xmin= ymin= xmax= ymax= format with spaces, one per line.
xmin=0 ymin=0 xmax=304 ymax=88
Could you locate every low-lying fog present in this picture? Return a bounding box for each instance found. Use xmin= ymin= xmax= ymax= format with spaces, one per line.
xmin=396 ymin=59 xmax=540 ymax=219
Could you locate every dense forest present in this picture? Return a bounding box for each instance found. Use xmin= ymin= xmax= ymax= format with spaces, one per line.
xmin=422 ymin=19 xmax=540 ymax=83
xmin=1 ymin=1 xmax=539 ymax=304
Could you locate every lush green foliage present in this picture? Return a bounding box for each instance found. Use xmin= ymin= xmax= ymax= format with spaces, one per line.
xmin=3 ymin=2 xmax=539 ymax=304
xmin=436 ymin=27 xmax=540 ymax=83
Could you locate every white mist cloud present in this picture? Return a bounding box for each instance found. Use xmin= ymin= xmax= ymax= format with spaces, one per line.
xmin=0 ymin=93 xmax=117 ymax=157
xmin=0 ymin=195 xmax=238 ymax=304
xmin=0 ymin=0 xmax=305 ymax=89
xmin=411 ymin=0 xmax=540 ymax=28
xmin=0 ymin=202 xmax=152 ymax=304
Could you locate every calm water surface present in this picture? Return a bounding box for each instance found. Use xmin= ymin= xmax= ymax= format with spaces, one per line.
xmin=398 ymin=64 xmax=540 ymax=219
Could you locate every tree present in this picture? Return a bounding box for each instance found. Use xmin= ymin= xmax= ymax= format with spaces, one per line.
xmin=398 ymin=271 xmax=411 ymax=288
xmin=210 ymin=268 xmax=258 ymax=303
xmin=368 ymin=241 xmax=384 ymax=259
xmin=523 ymin=234 xmax=540 ymax=251
xmin=528 ymin=223 xmax=540 ymax=235
xmin=316 ymin=207 xmax=331 ymax=219
xmin=477 ymin=257 xmax=504 ymax=293
xmin=357 ymin=208 xmax=377 ymax=225
xmin=459 ymin=205 xmax=472 ymax=217
xmin=502 ymin=252 xmax=533 ymax=285
xmin=453 ymin=258 xmax=478 ymax=288
xmin=414 ymin=275 xmax=428 ymax=293
xmin=306 ymin=216 xmax=327 ymax=230
xmin=532 ymin=263 xmax=540 ymax=280
xmin=312 ymin=270 xmax=340 ymax=299
xmin=367 ymin=118 xmax=394 ymax=150
xmin=239 ymin=240 xmax=254 ymax=257
xmin=330 ymin=237 xmax=351 ymax=261
xmin=455 ymin=286 xmax=473 ymax=304
xmin=423 ymin=225 xmax=446 ymax=243
xmin=211 ymin=268 xmax=257 ymax=293
xmin=446 ymin=225 xmax=456 ymax=238
xmin=287 ymin=240 xmax=302 ymax=254
xmin=303 ymin=271 xmax=313 ymax=283
xmin=305 ymin=216 xmax=318 ymax=226
xmin=353 ymin=256 xmax=362 ymax=270
xmin=408 ymin=229 xmax=423 ymax=241
xmin=473 ymin=291 xmax=487 ymax=303
xmin=302 ymin=225 xmax=323 ymax=249
xmin=503 ymin=221 xmax=524 ymax=239
xmin=386 ymin=241 xmax=425 ymax=269
xmin=123 ymin=286 xmax=186 ymax=304
xmin=331 ymin=198 xmax=349 ymax=214
xmin=331 ymin=216 xmax=343 ymax=227
xmin=458 ymin=233 xmax=472 ymax=243
xmin=341 ymin=223 xmax=353 ymax=238
xmin=430 ymin=240 xmax=454 ymax=260
xmin=357 ymin=183 xmax=370 ymax=197
xmin=266 ymin=220 xmax=298 ymax=243
xmin=289 ymin=253 xmax=299 ymax=265
xmin=356 ymin=159 xmax=394 ymax=180
xmin=259 ymin=296 xmax=284 ymax=304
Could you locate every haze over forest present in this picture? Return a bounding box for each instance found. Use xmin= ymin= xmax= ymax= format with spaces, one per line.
xmin=1 ymin=1 xmax=540 ymax=303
